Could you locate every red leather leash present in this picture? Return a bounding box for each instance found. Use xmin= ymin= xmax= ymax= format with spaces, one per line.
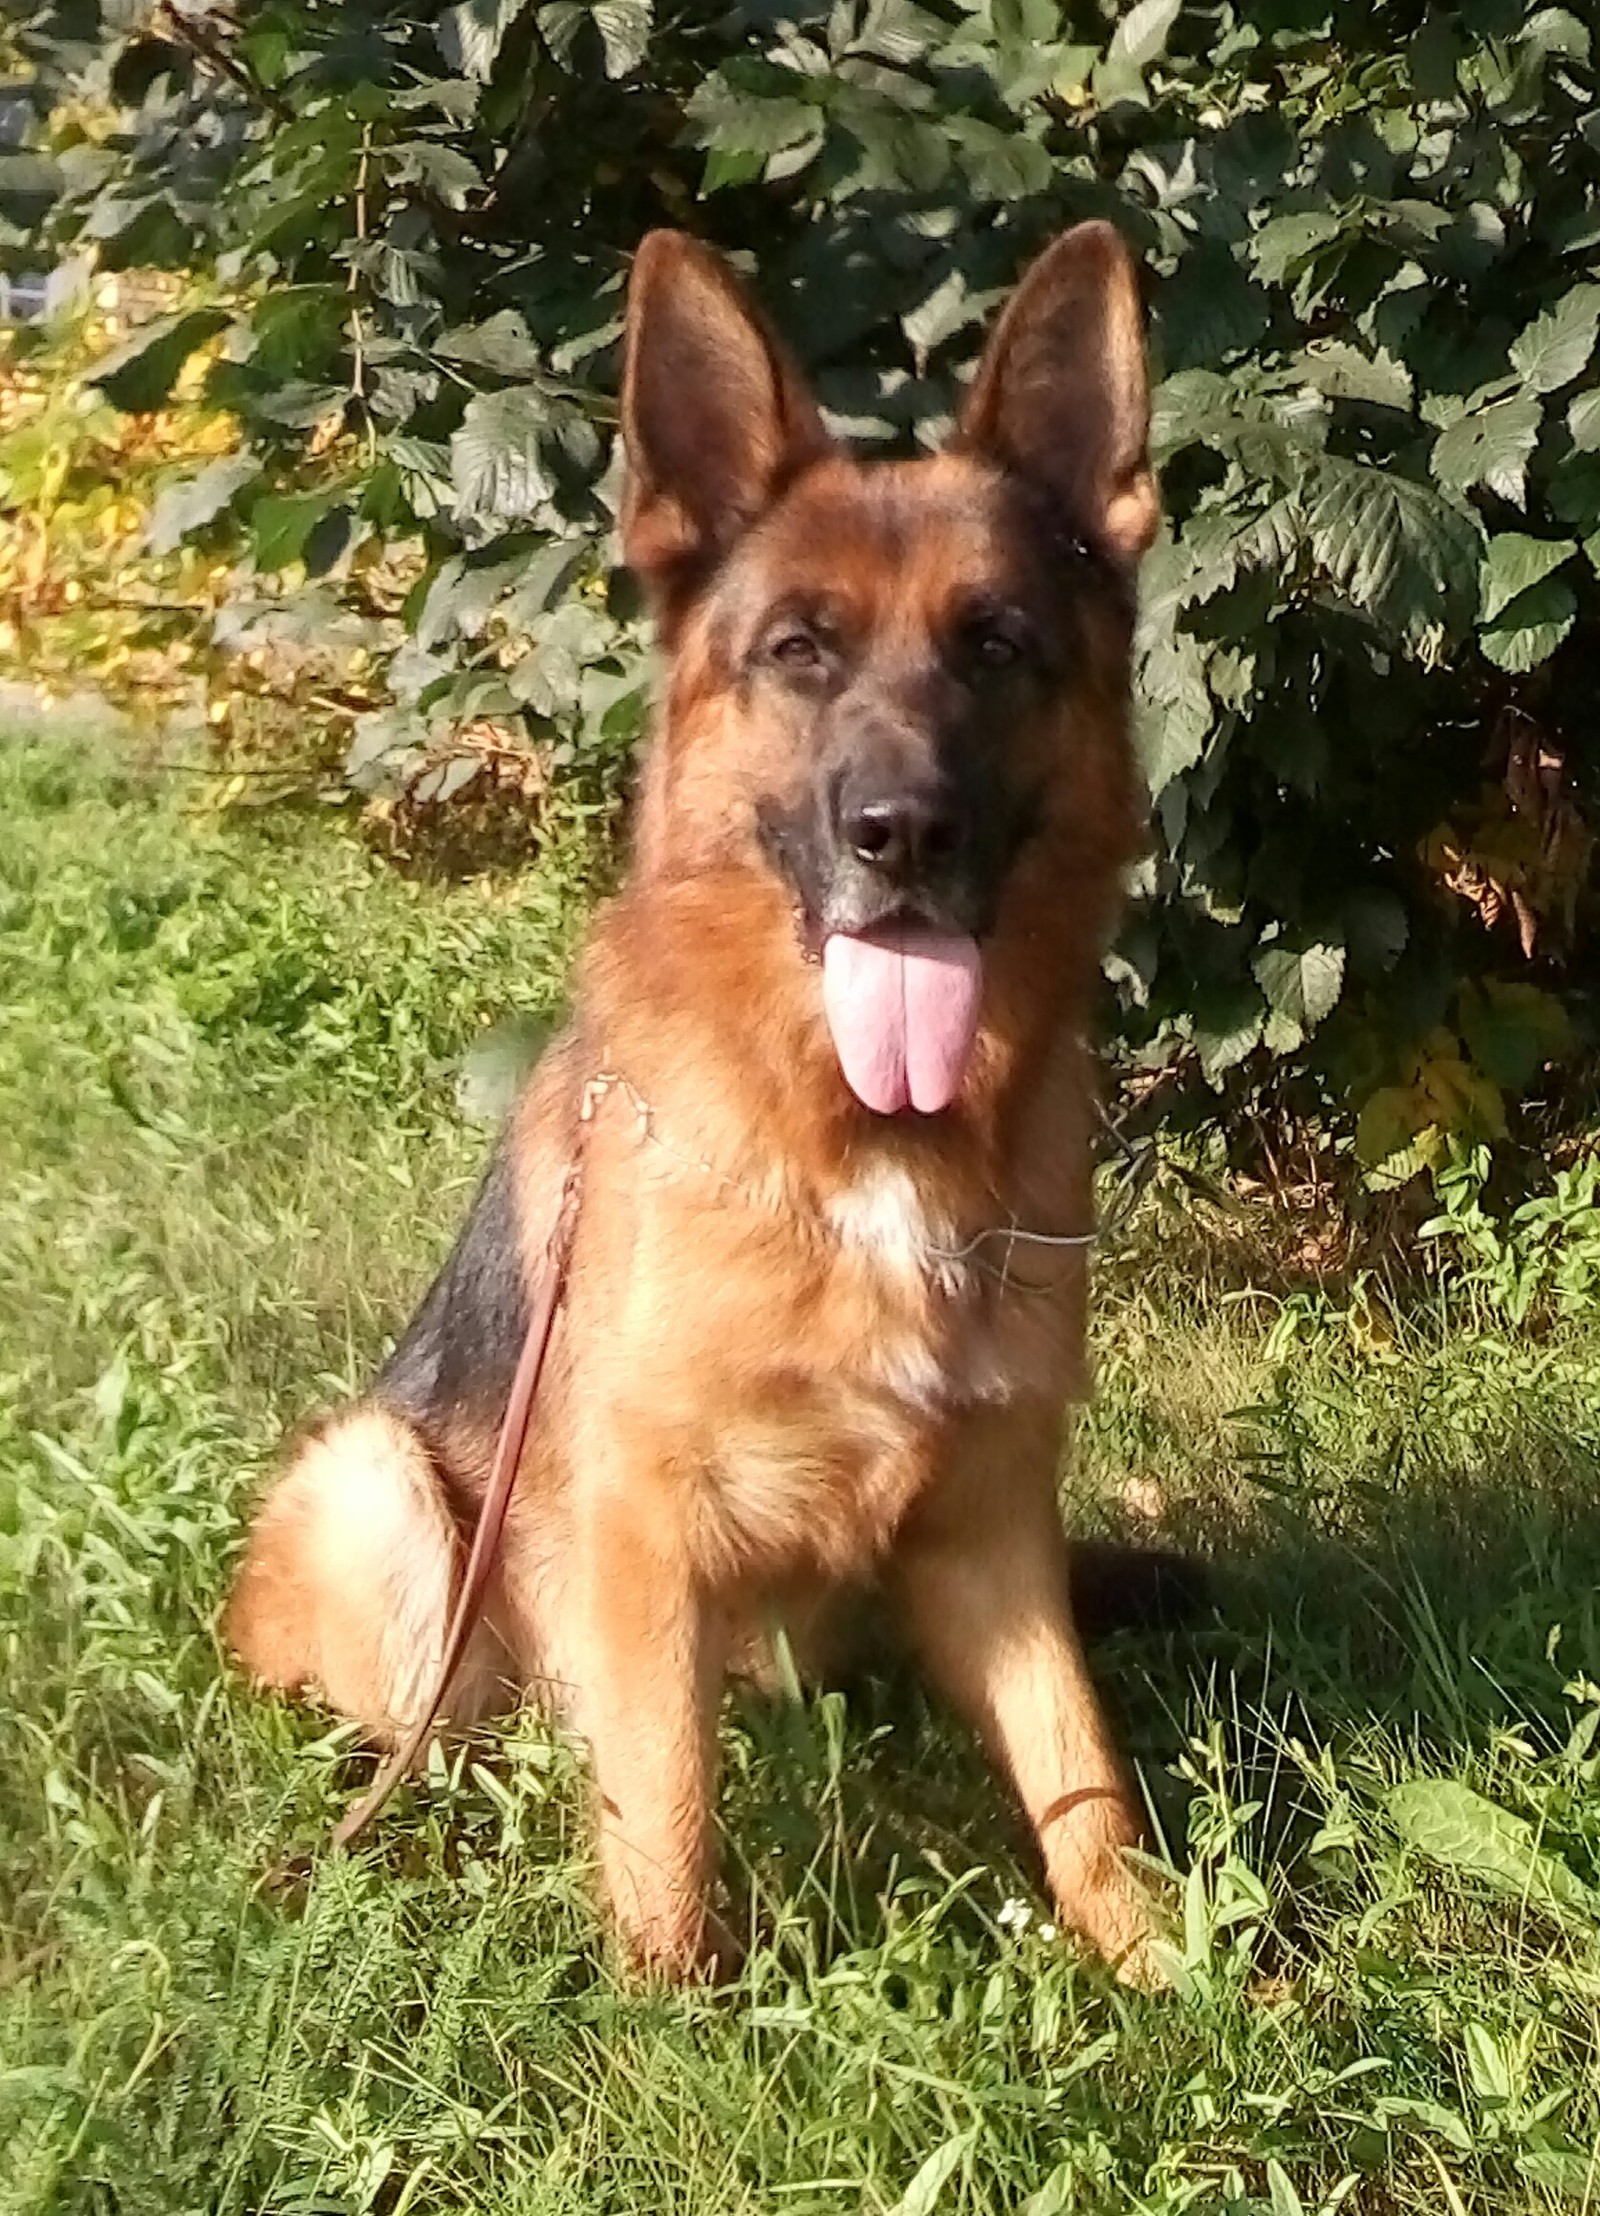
xmin=330 ymin=1159 xmax=584 ymax=1852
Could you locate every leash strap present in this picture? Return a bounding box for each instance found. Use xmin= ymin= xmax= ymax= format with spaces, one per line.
xmin=330 ymin=1158 xmax=584 ymax=1852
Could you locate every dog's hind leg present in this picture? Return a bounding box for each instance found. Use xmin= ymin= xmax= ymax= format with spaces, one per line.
xmin=225 ymin=1402 xmax=511 ymax=1746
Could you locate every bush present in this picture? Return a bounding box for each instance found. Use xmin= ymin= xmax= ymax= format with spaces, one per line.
xmin=5 ymin=0 xmax=1598 ymax=1167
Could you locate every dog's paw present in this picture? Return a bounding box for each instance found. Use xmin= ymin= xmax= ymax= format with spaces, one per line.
xmin=613 ymin=1903 xmax=745 ymax=1990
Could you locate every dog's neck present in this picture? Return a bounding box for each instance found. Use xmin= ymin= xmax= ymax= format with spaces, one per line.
xmin=576 ymin=1062 xmax=1094 ymax=1297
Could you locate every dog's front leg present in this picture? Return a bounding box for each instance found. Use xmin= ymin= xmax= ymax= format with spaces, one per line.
xmin=891 ymin=1405 xmax=1157 ymax=1983
xmin=576 ymin=1488 xmax=730 ymax=1979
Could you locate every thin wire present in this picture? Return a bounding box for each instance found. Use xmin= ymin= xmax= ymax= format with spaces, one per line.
xmin=930 ymin=1224 xmax=1097 ymax=1261
xmin=584 ymin=1070 xmax=1101 ymax=1292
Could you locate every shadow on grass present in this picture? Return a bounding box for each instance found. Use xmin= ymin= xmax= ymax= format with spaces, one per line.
xmin=706 ymin=1378 xmax=1600 ymax=1967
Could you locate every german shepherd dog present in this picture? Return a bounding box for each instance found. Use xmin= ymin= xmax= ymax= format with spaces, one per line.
xmin=227 ymin=220 xmax=1177 ymax=1983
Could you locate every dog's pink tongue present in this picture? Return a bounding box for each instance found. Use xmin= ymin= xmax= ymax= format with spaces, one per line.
xmin=822 ymin=926 xmax=982 ymax=1115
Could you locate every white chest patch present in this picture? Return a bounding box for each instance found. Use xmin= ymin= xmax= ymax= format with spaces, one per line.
xmin=824 ymin=1164 xmax=960 ymax=1292
xmin=823 ymin=1164 xmax=1011 ymax=1413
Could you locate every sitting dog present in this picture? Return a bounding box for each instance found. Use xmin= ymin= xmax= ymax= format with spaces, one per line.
xmin=228 ymin=218 xmax=1176 ymax=1982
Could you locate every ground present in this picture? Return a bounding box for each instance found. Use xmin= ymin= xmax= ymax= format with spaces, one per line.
xmin=2 ymin=727 xmax=1598 ymax=2216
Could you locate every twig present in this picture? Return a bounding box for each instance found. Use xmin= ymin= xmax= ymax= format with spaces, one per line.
xmin=348 ymin=123 xmax=371 ymax=437
xmin=157 ymin=1 xmax=293 ymax=122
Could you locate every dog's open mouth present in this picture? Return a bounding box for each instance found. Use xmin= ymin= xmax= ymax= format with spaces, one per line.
xmin=821 ymin=923 xmax=982 ymax=1115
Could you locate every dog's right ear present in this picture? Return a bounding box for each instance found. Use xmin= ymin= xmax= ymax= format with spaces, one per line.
xmin=621 ymin=231 xmax=833 ymax=630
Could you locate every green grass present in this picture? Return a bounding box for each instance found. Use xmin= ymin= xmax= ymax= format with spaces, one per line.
xmin=3 ymin=729 xmax=1600 ymax=2216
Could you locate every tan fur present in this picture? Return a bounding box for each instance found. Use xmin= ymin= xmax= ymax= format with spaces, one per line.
xmin=228 ymin=222 xmax=1167 ymax=1984
xmin=224 ymin=1406 xmax=510 ymax=1740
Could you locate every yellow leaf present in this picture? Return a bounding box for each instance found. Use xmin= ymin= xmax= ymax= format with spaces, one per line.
xmin=1356 ymin=1084 xmax=1426 ymax=1167
xmin=1348 ymin=1278 xmax=1397 ymax=1358
xmin=1416 ymin=1048 xmax=1507 ymax=1139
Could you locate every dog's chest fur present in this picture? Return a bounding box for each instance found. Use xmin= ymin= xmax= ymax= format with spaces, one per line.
xmin=823 ymin=1162 xmax=1005 ymax=1404
xmin=682 ymin=1155 xmax=1076 ymax=1582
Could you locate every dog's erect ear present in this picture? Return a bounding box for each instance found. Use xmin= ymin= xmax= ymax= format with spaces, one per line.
xmin=621 ymin=231 xmax=834 ymax=622
xmin=955 ymin=220 xmax=1157 ymax=568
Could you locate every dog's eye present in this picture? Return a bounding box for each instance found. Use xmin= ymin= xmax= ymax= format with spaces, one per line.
xmin=770 ymin=630 xmax=824 ymax=672
xmin=963 ymin=616 xmax=1028 ymax=674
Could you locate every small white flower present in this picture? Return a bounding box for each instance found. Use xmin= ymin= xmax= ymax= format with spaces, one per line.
xmin=1037 ymin=1923 xmax=1059 ymax=1943
xmin=997 ymin=1897 xmax=1032 ymax=1933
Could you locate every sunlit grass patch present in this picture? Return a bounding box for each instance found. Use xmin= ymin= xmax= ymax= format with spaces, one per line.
xmin=2 ymin=728 xmax=1598 ymax=2214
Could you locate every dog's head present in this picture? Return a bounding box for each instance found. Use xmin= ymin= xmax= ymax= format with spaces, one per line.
xmin=619 ymin=224 xmax=1157 ymax=1119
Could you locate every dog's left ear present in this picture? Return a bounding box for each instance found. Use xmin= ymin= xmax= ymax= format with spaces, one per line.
xmin=621 ymin=231 xmax=834 ymax=629
xmin=955 ymin=220 xmax=1158 ymax=568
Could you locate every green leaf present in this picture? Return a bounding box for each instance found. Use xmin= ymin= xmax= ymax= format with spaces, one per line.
xmin=437 ymin=0 xmax=532 ymax=80
xmin=456 ymin=1014 xmax=555 ymax=1126
xmin=1372 ymin=2095 xmax=1475 ymax=2152
xmin=437 ymin=312 xmax=545 ymax=379
xmin=1479 ymin=577 xmax=1577 ymax=671
xmin=1265 ymin=2162 xmax=1306 ymax=2216
xmin=246 ymin=285 xmax=346 ymax=381
xmin=1567 ymin=388 xmax=1600 ymax=451
xmin=1550 ymin=452 xmax=1600 ymax=529
xmin=1135 ymin=627 xmax=1212 ymax=797
xmin=887 ymin=2131 xmax=976 ymax=2216
xmin=539 ymin=0 xmax=652 ymax=76
xmin=1019 ymin=2166 xmax=1074 ymax=2216
xmin=687 ymin=78 xmax=822 ymax=159
xmin=1344 ymin=889 xmax=1408 ymax=976
xmin=1462 ymin=2022 xmax=1514 ymax=2107
xmin=1094 ymin=0 xmax=1180 ymax=103
xmin=251 ymin=490 xmax=338 ymax=572
xmin=416 ymin=549 xmax=527 ymax=649
xmin=0 ymin=148 xmax=62 ymax=226
xmin=390 ymin=142 xmax=482 ymax=209
xmin=901 ymin=267 xmax=994 ymax=364
xmin=1304 ymin=460 xmax=1482 ymax=653
xmin=145 ymin=451 xmax=260 ymax=554
xmin=594 ymin=0 xmax=653 ymax=75
xmin=1252 ymin=937 xmax=1345 ymax=1048
xmin=1522 ymin=6 xmax=1591 ymax=61
xmin=1386 ymin=1778 xmax=1600 ymax=1918
xmin=1157 ymin=244 xmax=1271 ymax=372
xmin=1516 ymin=2149 xmax=1600 ymax=2201
xmin=345 ymin=706 xmax=429 ymax=796
xmin=1148 ymin=371 xmax=1233 ymax=460
xmin=1294 ymin=340 xmax=1413 ymax=410
xmin=1250 ymin=210 xmax=1346 ymax=287
xmin=1429 ymin=393 xmax=1542 ymax=504
xmin=990 ymin=0 xmax=1061 ymax=41
xmin=450 ymin=388 xmax=561 ymax=525
xmin=1509 ymin=283 xmax=1600 ymax=395
xmin=943 ymin=115 xmax=1051 ymax=199
xmin=1356 ymin=1087 xmax=1433 ymax=1181
xmin=87 ymin=308 xmax=229 ymax=412
xmin=506 ymin=598 xmax=621 ymax=713
xmin=852 ymin=0 xmax=949 ymax=65
xmin=536 ymin=0 xmax=582 ymax=60
xmin=1479 ymin=532 xmax=1577 ymax=623
xmin=1462 ymin=988 xmax=1586 ymax=1090
xmin=1192 ymin=982 xmax=1264 ymax=1083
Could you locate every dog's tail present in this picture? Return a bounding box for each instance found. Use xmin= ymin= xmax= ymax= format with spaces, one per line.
xmin=224 ymin=1402 xmax=505 ymax=1744
xmin=1068 ymin=1539 xmax=1209 ymax=1643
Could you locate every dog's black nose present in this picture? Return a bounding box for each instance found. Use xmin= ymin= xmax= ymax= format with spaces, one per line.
xmin=837 ymin=783 xmax=961 ymax=881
